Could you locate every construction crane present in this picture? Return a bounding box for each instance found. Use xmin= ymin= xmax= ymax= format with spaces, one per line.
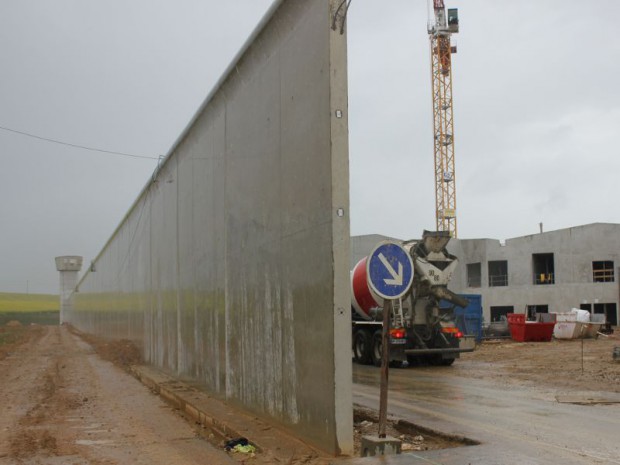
xmin=428 ymin=0 xmax=459 ymax=237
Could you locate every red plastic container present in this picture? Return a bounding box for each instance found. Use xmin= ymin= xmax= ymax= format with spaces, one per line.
xmin=507 ymin=313 xmax=554 ymax=342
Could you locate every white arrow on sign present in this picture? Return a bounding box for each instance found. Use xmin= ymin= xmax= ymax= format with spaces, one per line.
xmin=378 ymin=253 xmax=403 ymax=286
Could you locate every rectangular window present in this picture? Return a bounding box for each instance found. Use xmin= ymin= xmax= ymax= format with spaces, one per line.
xmin=488 ymin=261 xmax=508 ymax=287
xmin=527 ymin=304 xmax=549 ymax=321
xmin=490 ymin=306 xmax=514 ymax=322
xmin=581 ymin=302 xmax=618 ymax=326
xmin=593 ymin=261 xmax=614 ymax=282
xmin=533 ymin=253 xmax=555 ymax=285
xmin=467 ymin=263 xmax=481 ymax=288
xmin=593 ymin=303 xmax=618 ymax=326
xmin=448 ymin=8 xmax=459 ymax=27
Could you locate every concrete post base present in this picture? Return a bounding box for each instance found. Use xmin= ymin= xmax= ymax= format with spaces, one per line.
xmin=361 ymin=436 xmax=402 ymax=457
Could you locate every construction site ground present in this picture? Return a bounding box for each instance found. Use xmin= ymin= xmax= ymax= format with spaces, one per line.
xmin=454 ymin=334 xmax=620 ymax=393
xmin=0 ymin=322 xmax=618 ymax=464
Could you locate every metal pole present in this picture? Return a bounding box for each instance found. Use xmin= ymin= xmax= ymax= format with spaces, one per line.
xmin=378 ymin=299 xmax=392 ymax=438
xmin=581 ymin=334 xmax=584 ymax=374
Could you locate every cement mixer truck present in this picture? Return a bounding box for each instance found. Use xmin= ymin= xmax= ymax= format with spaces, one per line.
xmin=351 ymin=231 xmax=474 ymax=367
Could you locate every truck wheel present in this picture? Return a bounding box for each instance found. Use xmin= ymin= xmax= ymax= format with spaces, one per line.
xmin=353 ymin=330 xmax=372 ymax=365
xmin=429 ymin=355 xmax=455 ymax=366
xmin=371 ymin=330 xmax=383 ymax=367
xmin=428 ymin=355 xmax=442 ymax=366
xmin=406 ymin=355 xmax=421 ymax=367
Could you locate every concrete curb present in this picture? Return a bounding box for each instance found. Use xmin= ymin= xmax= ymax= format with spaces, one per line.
xmin=128 ymin=364 xmax=327 ymax=463
xmin=129 ymin=365 xmax=247 ymax=444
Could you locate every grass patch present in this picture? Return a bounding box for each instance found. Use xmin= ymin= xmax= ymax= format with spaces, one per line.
xmin=0 ymin=292 xmax=59 ymax=313
xmin=0 ymin=327 xmax=26 ymax=345
xmin=0 ymin=312 xmax=59 ymax=326
xmin=0 ymin=325 xmax=45 ymax=360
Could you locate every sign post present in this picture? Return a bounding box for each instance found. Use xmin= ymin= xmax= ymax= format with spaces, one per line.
xmin=366 ymin=242 xmax=414 ymax=439
xmin=379 ymin=299 xmax=392 ymax=438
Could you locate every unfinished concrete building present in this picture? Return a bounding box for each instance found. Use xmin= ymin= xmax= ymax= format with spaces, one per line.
xmin=352 ymin=223 xmax=620 ymax=326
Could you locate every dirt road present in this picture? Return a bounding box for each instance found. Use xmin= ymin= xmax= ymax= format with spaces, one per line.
xmin=0 ymin=325 xmax=236 ymax=465
xmin=2 ymin=324 xmax=618 ymax=464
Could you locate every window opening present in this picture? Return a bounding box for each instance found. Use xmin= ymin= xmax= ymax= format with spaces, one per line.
xmin=592 ymin=261 xmax=614 ymax=282
xmin=467 ymin=263 xmax=481 ymax=287
xmin=488 ymin=261 xmax=508 ymax=287
xmin=580 ymin=303 xmax=617 ymax=326
xmin=533 ymin=253 xmax=555 ymax=285
xmin=490 ymin=306 xmax=514 ymax=322
xmin=526 ymin=304 xmax=549 ymax=321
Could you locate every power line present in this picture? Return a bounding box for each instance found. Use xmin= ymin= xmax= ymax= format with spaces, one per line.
xmin=0 ymin=124 xmax=159 ymax=160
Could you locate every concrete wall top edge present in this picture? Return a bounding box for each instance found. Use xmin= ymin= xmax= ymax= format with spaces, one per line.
xmin=79 ymin=0 xmax=286 ymax=284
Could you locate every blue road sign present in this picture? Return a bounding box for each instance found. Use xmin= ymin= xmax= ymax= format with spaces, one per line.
xmin=366 ymin=242 xmax=414 ymax=300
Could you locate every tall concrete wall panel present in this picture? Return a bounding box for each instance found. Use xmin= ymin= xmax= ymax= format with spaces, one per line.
xmin=69 ymin=0 xmax=352 ymax=455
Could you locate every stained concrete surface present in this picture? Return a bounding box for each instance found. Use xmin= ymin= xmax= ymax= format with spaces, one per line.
xmin=345 ymin=364 xmax=620 ymax=464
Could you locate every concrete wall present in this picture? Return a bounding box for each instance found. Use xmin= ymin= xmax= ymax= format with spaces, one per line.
xmin=449 ymin=223 xmax=620 ymax=322
xmin=68 ymin=0 xmax=352 ymax=455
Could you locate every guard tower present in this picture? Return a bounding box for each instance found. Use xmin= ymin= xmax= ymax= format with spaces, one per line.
xmin=55 ymin=256 xmax=83 ymax=324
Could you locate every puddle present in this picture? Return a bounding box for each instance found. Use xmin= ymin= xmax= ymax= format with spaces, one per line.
xmin=354 ymin=406 xmax=479 ymax=455
xmin=75 ymin=439 xmax=115 ymax=446
xmin=72 ymin=423 xmax=105 ymax=430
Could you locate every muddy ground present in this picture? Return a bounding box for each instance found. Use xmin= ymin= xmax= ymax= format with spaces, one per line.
xmin=454 ymin=333 xmax=620 ymax=393
xmin=1 ymin=323 xmax=619 ymax=464
xmin=69 ymin=326 xmax=463 ymax=459
xmin=0 ymin=324 xmax=239 ymax=465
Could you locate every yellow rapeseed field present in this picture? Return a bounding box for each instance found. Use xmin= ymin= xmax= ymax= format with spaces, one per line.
xmin=0 ymin=292 xmax=59 ymax=313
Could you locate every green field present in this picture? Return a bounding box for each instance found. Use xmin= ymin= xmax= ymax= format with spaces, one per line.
xmin=0 ymin=292 xmax=59 ymax=326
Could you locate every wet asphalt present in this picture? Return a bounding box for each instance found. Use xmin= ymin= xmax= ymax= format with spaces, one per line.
xmin=347 ymin=364 xmax=620 ymax=464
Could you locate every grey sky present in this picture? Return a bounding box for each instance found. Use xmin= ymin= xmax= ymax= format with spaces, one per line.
xmin=1 ymin=1 xmax=619 ymax=293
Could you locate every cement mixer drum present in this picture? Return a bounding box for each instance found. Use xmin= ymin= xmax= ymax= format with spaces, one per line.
xmin=350 ymin=257 xmax=383 ymax=320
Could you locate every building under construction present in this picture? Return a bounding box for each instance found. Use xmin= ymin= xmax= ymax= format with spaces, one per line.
xmin=352 ymin=223 xmax=620 ymax=326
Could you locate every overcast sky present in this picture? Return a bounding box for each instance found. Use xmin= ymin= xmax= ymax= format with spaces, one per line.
xmin=1 ymin=0 xmax=619 ymax=294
